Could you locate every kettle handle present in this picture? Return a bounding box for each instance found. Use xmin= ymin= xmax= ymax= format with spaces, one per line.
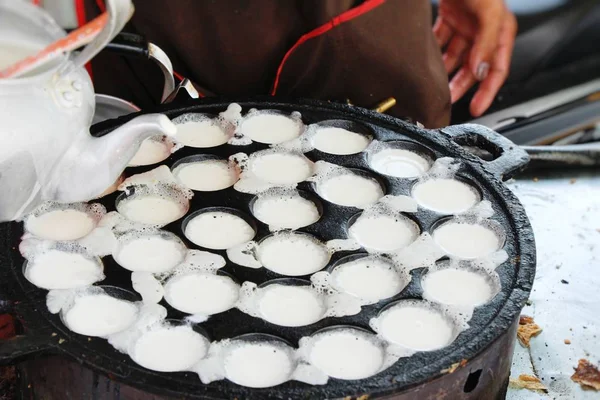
xmin=59 ymin=0 xmax=134 ymax=78
xmin=103 ymin=33 xmax=175 ymax=103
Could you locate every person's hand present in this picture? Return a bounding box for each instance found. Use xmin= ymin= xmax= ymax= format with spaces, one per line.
xmin=433 ymin=0 xmax=517 ymax=117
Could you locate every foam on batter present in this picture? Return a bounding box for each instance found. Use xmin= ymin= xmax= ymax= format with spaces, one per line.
xmin=172 ymin=113 xmax=232 ymax=148
xmin=251 ymin=188 xmax=320 ymax=230
xmin=117 ymin=186 xmax=190 ymax=227
xmin=117 ymin=166 xmax=193 ymax=227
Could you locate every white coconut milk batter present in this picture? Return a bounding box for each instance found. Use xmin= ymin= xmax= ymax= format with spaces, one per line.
xmin=164 ymin=272 xmax=240 ymax=315
xmin=128 ymin=137 xmax=171 ymax=167
xmin=63 ymin=294 xmax=138 ymax=337
xmin=131 ymin=324 xmax=209 ymax=372
xmin=224 ymin=341 xmax=294 ymax=388
xmin=238 ymin=113 xmax=302 ymax=144
xmin=433 ymin=222 xmax=502 ymax=259
xmin=114 ymin=232 xmax=187 ymax=273
xmin=308 ymin=329 xmax=384 ymax=380
xmin=250 ymin=152 xmax=313 ymax=185
xmin=184 ymin=211 xmax=255 ymax=250
xmin=257 ymin=233 xmax=330 ymax=276
xmin=311 ymin=127 xmax=370 ymax=155
xmin=252 ymin=191 xmax=319 ymax=230
xmin=26 ymin=209 xmax=96 ymax=241
xmin=412 ymin=179 xmax=480 ymax=214
xmin=117 ymin=195 xmax=187 ymax=226
xmin=258 ymin=284 xmax=325 ymax=327
xmin=24 ymin=250 xmax=103 ymax=290
xmin=331 ymin=256 xmax=404 ymax=303
xmin=422 ymin=268 xmax=494 ymax=306
xmin=176 ymin=119 xmax=230 ymax=148
xmin=349 ymin=214 xmax=419 ymax=252
xmin=173 ymin=159 xmax=238 ymax=191
xmin=374 ymin=302 xmax=455 ymax=351
xmin=370 ymin=148 xmax=431 ymax=178
xmin=317 ymin=174 xmax=383 ymax=208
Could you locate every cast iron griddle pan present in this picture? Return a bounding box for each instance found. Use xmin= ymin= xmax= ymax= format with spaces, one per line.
xmin=0 ymin=97 xmax=535 ymax=399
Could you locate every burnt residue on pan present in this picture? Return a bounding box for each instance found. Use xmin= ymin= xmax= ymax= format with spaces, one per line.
xmin=0 ymin=98 xmax=535 ymax=400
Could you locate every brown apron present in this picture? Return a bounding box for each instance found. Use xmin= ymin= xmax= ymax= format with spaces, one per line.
xmin=85 ymin=0 xmax=450 ymax=128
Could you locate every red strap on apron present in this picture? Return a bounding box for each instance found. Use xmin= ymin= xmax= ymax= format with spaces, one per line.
xmin=271 ymin=0 xmax=386 ymax=95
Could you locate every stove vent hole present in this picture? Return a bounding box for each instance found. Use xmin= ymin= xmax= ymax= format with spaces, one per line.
xmin=463 ymin=369 xmax=482 ymax=393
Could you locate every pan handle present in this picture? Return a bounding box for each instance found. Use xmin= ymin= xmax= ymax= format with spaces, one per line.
xmin=0 ymin=281 xmax=57 ymax=365
xmin=440 ymin=123 xmax=530 ymax=181
xmin=0 ymin=334 xmax=57 ymax=365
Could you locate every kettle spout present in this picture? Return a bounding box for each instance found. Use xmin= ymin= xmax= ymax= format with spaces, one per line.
xmin=48 ymin=114 xmax=176 ymax=203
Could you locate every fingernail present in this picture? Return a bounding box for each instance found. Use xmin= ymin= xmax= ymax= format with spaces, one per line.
xmin=476 ymin=62 xmax=489 ymax=81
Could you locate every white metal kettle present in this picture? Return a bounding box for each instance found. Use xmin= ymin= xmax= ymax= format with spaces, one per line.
xmin=0 ymin=0 xmax=175 ymax=221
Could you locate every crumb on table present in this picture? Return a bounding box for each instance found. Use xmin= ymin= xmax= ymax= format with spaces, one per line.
xmin=571 ymin=359 xmax=600 ymax=390
xmin=509 ymin=374 xmax=547 ymax=392
xmin=517 ymin=315 xmax=542 ymax=347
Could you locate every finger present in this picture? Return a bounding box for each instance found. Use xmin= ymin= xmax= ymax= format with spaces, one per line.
xmin=438 ymin=2 xmax=477 ymax=37
xmin=470 ymin=15 xmax=517 ymax=116
xmin=449 ymin=66 xmax=477 ymax=104
xmin=433 ymin=17 xmax=453 ymax=48
xmin=443 ymin=35 xmax=469 ymax=74
xmin=468 ymin=5 xmax=505 ymax=80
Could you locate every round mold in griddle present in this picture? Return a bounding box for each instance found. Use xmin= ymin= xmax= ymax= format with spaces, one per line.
xmin=171 ymin=112 xmax=232 ymax=149
xmin=327 ymin=253 xmax=409 ymax=304
xmin=346 ymin=210 xmax=420 ymax=253
xmin=431 ymin=217 xmax=507 ymax=260
xmin=2 ymin=98 xmax=535 ymax=400
xmin=254 ymin=231 xmax=331 ymax=277
xmin=58 ymin=285 xmax=141 ymax=338
xmin=411 ymin=176 xmax=482 ymax=215
xmin=367 ymin=140 xmax=436 ymax=179
xmin=249 ymin=189 xmax=323 ymax=230
xmin=115 ymin=184 xmax=190 ymax=226
xmin=236 ymin=109 xmax=305 ymax=145
xmin=171 ymin=154 xmax=240 ymax=192
xmin=222 ymin=333 xmax=298 ymax=388
xmin=255 ymin=278 xmax=326 ymax=327
xmin=309 ymin=119 xmax=373 ymax=156
xmin=128 ymin=319 xmax=211 ymax=373
xmin=182 ymin=207 xmax=257 ymax=250
xmin=312 ymin=167 xmax=386 ymax=209
xmin=163 ymin=269 xmax=241 ymax=316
